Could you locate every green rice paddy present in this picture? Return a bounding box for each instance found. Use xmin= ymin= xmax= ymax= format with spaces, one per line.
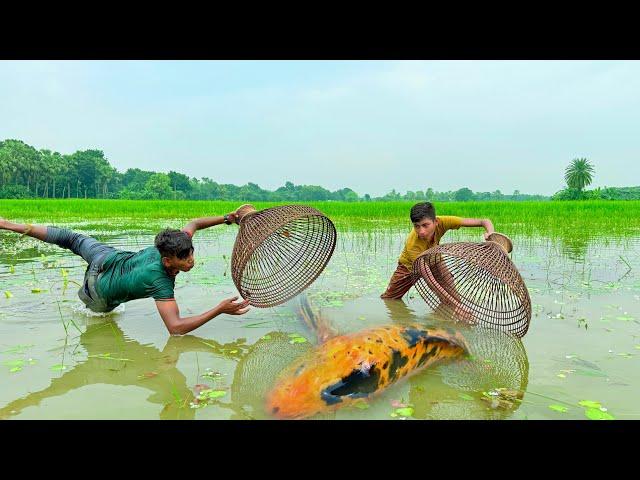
xmin=2 ymin=199 xmax=640 ymax=237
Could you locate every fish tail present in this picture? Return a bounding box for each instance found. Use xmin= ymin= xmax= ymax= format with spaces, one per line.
xmin=297 ymin=294 xmax=337 ymax=344
xmin=297 ymin=294 xmax=319 ymax=332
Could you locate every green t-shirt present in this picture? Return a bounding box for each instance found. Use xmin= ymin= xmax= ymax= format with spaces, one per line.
xmin=96 ymin=246 xmax=176 ymax=311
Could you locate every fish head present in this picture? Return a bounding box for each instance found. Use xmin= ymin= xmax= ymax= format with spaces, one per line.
xmin=265 ymin=340 xmax=380 ymax=419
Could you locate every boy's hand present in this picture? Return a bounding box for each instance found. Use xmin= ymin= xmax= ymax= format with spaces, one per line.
xmin=225 ymin=212 xmax=239 ymax=225
xmin=217 ymin=296 xmax=250 ymax=315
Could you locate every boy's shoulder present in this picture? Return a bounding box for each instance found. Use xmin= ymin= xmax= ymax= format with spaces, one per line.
xmin=437 ymin=215 xmax=463 ymax=230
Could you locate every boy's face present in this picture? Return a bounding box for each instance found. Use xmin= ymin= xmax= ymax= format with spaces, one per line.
xmin=413 ymin=217 xmax=438 ymax=241
xmin=162 ymin=250 xmax=195 ymax=276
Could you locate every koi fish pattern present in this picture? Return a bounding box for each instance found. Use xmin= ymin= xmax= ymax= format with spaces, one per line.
xmin=266 ymin=323 xmax=468 ymax=419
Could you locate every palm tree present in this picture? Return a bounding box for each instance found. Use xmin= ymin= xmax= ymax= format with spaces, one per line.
xmin=564 ymin=158 xmax=595 ymax=191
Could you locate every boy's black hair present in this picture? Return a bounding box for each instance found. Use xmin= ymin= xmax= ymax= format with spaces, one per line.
xmin=410 ymin=202 xmax=436 ymax=223
xmin=155 ymin=229 xmax=193 ymax=259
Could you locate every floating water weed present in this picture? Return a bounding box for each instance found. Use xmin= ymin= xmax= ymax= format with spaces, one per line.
xmin=578 ymin=400 xmax=615 ymax=420
xmin=190 ymin=389 xmax=227 ymax=409
xmin=548 ymin=405 xmax=569 ymax=413
xmin=390 ymin=406 xmax=414 ymax=418
xmin=288 ymin=333 xmax=307 ymax=344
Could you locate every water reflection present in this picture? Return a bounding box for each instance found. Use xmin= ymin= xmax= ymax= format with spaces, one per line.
xmin=559 ymin=235 xmax=590 ymax=262
xmin=0 ymin=321 xmax=258 ymax=420
xmin=382 ymin=299 xmax=530 ymax=419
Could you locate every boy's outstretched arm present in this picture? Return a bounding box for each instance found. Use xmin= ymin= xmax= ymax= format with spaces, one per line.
xmin=156 ymin=296 xmax=250 ymax=335
xmin=0 ymin=218 xmax=48 ymax=241
xmin=182 ymin=211 xmax=239 ymax=238
xmin=459 ymin=217 xmax=495 ymax=240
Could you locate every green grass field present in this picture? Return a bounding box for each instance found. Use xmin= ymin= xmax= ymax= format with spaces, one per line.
xmin=2 ymin=199 xmax=639 ymax=237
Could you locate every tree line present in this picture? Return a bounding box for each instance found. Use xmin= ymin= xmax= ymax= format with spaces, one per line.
xmin=2 ymin=139 xmax=635 ymax=202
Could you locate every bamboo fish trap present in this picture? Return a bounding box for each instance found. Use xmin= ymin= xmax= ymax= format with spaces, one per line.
xmin=412 ymin=232 xmax=531 ymax=338
xmin=231 ymin=204 xmax=337 ymax=308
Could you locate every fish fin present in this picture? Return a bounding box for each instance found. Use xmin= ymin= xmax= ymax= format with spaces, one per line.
xmin=297 ymin=294 xmax=338 ymax=344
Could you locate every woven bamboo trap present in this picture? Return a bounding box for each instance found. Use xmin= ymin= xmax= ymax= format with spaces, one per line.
xmin=231 ymin=204 xmax=337 ymax=308
xmin=412 ymin=233 xmax=531 ymax=338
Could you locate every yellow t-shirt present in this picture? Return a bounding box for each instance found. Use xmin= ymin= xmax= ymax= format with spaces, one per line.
xmin=398 ymin=216 xmax=463 ymax=271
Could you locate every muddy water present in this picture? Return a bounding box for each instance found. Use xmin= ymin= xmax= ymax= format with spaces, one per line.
xmin=1 ymin=224 xmax=638 ymax=419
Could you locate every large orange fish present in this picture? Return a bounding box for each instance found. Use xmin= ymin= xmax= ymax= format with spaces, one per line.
xmin=265 ymin=298 xmax=469 ymax=419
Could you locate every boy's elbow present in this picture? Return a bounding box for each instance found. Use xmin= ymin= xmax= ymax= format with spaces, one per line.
xmin=166 ymin=321 xmax=187 ymax=336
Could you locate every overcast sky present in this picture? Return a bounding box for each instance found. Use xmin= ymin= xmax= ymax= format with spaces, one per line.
xmin=1 ymin=60 xmax=638 ymax=196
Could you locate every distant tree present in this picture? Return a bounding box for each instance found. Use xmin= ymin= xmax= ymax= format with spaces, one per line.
xmin=552 ymin=187 xmax=583 ymax=201
xmin=168 ymin=170 xmax=192 ymax=198
xmin=333 ymin=187 xmax=359 ymax=202
xmin=143 ymin=173 xmax=174 ymax=199
xmin=565 ymin=158 xmax=595 ymax=191
xmin=425 ymin=188 xmax=434 ymax=200
xmin=454 ymin=187 xmax=474 ymax=202
xmin=382 ymin=189 xmax=401 ymax=200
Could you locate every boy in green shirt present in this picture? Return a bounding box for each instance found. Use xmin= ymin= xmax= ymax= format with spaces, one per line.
xmin=380 ymin=202 xmax=495 ymax=300
xmin=0 ymin=212 xmax=249 ymax=335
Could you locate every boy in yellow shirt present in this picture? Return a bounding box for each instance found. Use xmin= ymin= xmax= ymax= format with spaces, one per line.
xmin=381 ymin=202 xmax=495 ymax=300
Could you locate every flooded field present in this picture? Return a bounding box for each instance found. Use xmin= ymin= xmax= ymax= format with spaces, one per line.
xmin=1 ymin=215 xmax=639 ymax=420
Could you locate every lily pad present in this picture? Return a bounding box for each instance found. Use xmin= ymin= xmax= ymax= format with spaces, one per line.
xmin=549 ymin=404 xmax=568 ymax=413
xmin=578 ymin=400 xmax=602 ymax=409
xmin=197 ymin=389 xmax=226 ymax=400
xmin=51 ymin=364 xmax=66 ymax=371
xmin=4 ymin=359 xmax=25 ymax=367
xmin=289 ymin=337 xmax=307 ymax=344
xmin=585 ymin=408 xmax=615 ymax=420
xmin=394 ymin=407 xmax=414 ymax=417
xmin=4 ymin=291 xmax=13 ymax=299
